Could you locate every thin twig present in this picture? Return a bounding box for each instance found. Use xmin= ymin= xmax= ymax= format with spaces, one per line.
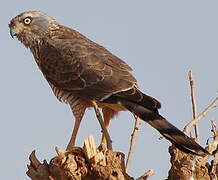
xmin=196 ymin=120 xmax=218 ymax=167
xmin=198 ymin=120 xmax=218 ymax=173
xmin=136 ymin=169 xmax=154 ymax=180
xmin=209 ymin=120 xmax=218 ymax=154
xmin=126 ymin=115 xmax=141 ymax=173
xmin=210 ymin=120 xmax=218 ymax=179
xmin=92 ymin=100 xmax=113 ymax=150
xmin=211 ymin=120 xmax=217 ymax=136
xmin=189 ymin=70 xmax=199 ymax=142
xmin=183 ymin=96 xmax=218 ymax=134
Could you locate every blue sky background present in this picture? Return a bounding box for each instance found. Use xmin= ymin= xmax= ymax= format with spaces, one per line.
xmin=1 ymin=1 xmax=217 ymax=179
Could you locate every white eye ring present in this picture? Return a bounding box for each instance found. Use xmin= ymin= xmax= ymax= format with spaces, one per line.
xmin=23 ymin=17 xmax=31 ymax=25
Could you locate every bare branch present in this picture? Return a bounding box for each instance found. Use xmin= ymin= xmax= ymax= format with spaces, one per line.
xmin=92 ymin=100 xmax=113 ymax=150
xmin=126 ymin=115 xmax=141 ymax=173
xmin=189 ymin=70 xmax=199 ymax=142
xmin=183 ymin=96 xmax=218 ymax=134
xmin=136 ymin=169 xmax=154 ymax=180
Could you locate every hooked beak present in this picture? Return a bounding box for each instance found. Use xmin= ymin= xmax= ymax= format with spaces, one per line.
xmin=9 ymin=27 xmax=16 ymax=38
xmin=9 ymin=20 xmax=18 ymax=38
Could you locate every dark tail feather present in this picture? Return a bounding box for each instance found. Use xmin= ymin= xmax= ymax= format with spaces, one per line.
xmin=118 ymin=98 xmax=209 ymax=156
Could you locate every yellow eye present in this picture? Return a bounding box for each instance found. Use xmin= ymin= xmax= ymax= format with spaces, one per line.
xmin=23 ymin=17 xmax=31 ymax=25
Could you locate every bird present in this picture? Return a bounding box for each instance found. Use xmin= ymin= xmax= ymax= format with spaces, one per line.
xmin=9 ymin=11 xmax=208 ymax=156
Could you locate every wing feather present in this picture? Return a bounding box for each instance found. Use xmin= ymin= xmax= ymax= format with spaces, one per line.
xmin=39 ymin=37 xmax=136 ymax=100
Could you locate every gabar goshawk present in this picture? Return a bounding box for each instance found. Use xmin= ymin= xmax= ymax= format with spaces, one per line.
xmin=9 ymin=11 xmax=208 ymax=156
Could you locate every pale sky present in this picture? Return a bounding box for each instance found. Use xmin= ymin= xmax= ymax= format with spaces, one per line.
xmin=1 ymin=1 xmax=217 ymax=179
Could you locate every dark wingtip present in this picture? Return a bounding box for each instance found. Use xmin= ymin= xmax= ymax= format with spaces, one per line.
xmin=173 ymin=141 xmax=210 ymax=156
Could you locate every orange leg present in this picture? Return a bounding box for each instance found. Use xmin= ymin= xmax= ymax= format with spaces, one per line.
xmin=66 ymin=100 xmax=86 ymax=150
xmin=66 ymin=115 xmax=84 ymax=150
xmin=101 ymin=107 xmax=116 ymax=144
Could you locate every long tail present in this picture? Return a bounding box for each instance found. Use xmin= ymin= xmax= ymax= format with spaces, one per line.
xmin=116 ymin=97 xmax=209 ymax=156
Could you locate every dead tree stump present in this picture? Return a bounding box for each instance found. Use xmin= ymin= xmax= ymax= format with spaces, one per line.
xmin=26 ymin=136 xmax=134 ymax=180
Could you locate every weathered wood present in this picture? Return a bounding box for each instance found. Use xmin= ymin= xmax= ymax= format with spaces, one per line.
xmin=26 ymin=136 xmax=134 ymax=180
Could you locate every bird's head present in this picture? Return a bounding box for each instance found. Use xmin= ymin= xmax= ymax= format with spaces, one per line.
xmin=9 ymin=11 xmax=57 ymax=48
